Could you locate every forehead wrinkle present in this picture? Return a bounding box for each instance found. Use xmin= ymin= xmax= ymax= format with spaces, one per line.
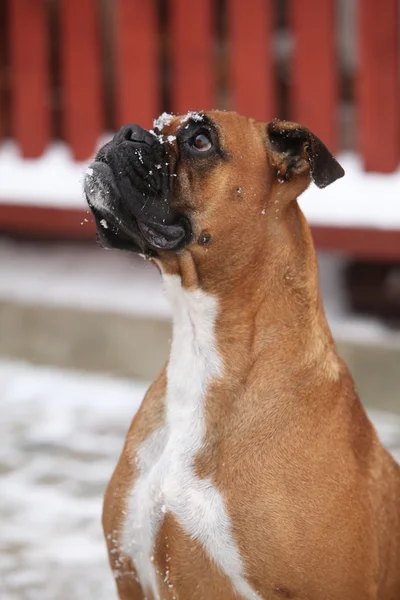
xmin=204 ymin=113 xmax=260 ymax=157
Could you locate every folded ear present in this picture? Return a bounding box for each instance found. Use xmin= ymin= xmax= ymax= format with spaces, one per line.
xmin=266 ymin=120 xmax=344 ymax=189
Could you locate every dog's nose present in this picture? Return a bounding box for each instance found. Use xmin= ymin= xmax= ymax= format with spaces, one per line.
xmin=113 ymin=124 xmax=155 ymax=146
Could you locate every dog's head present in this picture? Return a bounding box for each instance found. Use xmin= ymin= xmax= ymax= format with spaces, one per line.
xmin=85 ymin=111 xmax=344 ymax=275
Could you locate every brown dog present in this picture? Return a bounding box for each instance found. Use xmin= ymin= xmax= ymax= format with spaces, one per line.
xmin=85 ymin=111 xmax=400 ymax=600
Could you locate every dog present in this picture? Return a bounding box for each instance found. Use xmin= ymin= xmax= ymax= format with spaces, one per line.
xmin=85 ymin=111 xmax=400 ymax=600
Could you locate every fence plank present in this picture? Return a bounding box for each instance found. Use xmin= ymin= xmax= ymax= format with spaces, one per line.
xmin=115 ymin=0 xmax=158 ymax=129
xmin=169 ymin=0 xmax=214 ymax=115
xmin=60 ymin=0 xmax=103 ymax=161
xmin=227 ymin=0 xmax=274 ymax=121
xmin=358 ymin=0 xmax=399 ymax=172
xmin=9 ymin=0 xmax=50 ymax=157
xmin=289 ymin=0 xmax=337 ymax=152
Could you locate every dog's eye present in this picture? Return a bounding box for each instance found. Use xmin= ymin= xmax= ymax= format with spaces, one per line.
xmin=191 ymin=132 xmax=212 ymax=152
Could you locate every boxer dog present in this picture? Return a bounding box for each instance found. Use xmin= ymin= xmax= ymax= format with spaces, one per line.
xmin=85 ymin=111 xmax=400 ymax=600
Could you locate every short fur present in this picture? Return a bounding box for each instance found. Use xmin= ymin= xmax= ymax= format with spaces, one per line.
xmin=87 ymin=112 xmax=400 ymax=600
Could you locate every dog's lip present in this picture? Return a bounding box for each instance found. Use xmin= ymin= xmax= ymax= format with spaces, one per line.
xmin=137 ymin=220 xmax=186 ymax=250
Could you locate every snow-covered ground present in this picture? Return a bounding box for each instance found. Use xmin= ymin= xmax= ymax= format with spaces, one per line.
xmin=0 ymin=361 xmax=147 ymax=600
xmin=1 ymin=141 xmax=400 ymax=229
xmin=0 ymin=360 xmax=399 ymax=600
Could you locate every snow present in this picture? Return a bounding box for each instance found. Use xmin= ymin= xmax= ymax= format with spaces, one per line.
xmin=0 ymin=359 xmax=148 ymax=599
xmin=153 ymin=112 xmax=174 ymax=131
xmin=180 ymin=111 xmax=204 ymax=124
xmin=136 ymin=148 xmax=144 ymax=164
xmin=298 ymin=153 xmax=400 ymax=229
xmin=0 ymin=142 xmax=400 ymax=230
xmin=0 ymin=141 xmax=89 ymax=208
xmin=0 ymin=359 xmax=399 ymax=599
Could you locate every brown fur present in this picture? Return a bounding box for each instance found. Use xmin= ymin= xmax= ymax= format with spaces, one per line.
xmin=103 ymin=112 xmax=400 ymax=599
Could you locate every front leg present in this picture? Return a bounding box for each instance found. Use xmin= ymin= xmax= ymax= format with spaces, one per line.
xmin=103 ymin=451 xmax=145 ymax=600
xmin=105 ymin=526 xmax=144 ymax=600
xmin=103 ymin=371 xmax=168 ymax=599
xmin=113 ymin=560 xmax=144 ymax=600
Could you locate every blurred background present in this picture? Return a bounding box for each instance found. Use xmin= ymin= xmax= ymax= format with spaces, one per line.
xmin=0 ymin=0 xmax=399 ymax=598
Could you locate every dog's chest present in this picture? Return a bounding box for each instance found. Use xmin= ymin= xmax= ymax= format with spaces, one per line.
xmin=122 ymin=276 xmax=260 ymax=600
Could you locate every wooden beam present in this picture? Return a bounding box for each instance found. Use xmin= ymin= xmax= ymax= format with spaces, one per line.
xmin=1 ymin=204 xmax=400 ymax=261
xmin=0 ymin=204 xmax=95 ymax=240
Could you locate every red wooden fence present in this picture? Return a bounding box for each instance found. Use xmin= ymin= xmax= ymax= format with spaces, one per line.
xmin=1 ymin=0 xmax=400 ymax=258
xmin=3 ymin=0 xmax=400 ymax=168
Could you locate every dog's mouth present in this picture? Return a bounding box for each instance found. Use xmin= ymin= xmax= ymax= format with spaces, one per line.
xmin=84 ymin=124 xmax=191 ymax=254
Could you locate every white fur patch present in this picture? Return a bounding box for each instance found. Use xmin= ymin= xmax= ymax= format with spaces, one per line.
xmin=123 ymin=275 xmax=260 ymax=599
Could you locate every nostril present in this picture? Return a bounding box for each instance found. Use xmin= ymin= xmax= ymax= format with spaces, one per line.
xmin=126 ymin=128 xmax=135 ymax=141
xmin=131 ymin=127 xmax=156 ymax=146
xmin=114 ymin=124 xmax=155 ymax=146
xmin=115 ymin=125 xmax=135 ymax=142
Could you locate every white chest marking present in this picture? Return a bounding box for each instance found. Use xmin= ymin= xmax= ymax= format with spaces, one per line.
xmin=122 ymin=275 xmax=260 ymax=599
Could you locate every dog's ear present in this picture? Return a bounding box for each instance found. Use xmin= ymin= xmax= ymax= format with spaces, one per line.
xmin=266 ymin=120 xmax=344 ymax=188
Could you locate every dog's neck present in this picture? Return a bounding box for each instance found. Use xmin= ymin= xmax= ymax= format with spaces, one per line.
xmin=159 ymin=201 xmax=339 ymax=386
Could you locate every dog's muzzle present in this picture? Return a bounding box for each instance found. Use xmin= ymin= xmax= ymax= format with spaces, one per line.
xmin=84 ymin=124 xmax=190 ymax=253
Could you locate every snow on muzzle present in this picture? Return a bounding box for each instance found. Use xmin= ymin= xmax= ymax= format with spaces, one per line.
xmin=84 ymin=155 xmax=189 ymax=252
